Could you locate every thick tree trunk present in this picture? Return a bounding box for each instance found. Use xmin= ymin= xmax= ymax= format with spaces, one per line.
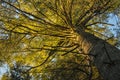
xmin=76 ymin=29 xmax=120 ymax=80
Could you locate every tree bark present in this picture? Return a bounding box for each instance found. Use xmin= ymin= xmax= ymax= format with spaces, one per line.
xmin=76 ymin=29 xmax=120 ymax=80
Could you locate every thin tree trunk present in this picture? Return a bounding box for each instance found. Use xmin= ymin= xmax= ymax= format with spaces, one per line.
xmin=76 ymin=29 xmax=120 ymax=80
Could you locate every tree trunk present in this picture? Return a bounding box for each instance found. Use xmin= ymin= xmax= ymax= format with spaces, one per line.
xmin=76 ymin=29 xmax=120 ymax=80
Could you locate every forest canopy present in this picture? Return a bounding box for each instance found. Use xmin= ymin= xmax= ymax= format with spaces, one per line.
xmin=0 ymin=0 xmax=120 ymax=80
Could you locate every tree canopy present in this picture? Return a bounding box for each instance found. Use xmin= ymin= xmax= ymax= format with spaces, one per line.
xmin=0 ymin=0 xmax=120 ymax=80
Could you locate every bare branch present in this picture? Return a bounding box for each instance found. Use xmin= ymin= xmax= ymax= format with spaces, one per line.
xmin=85 ymin=22 xmax=114 ymax=27
xmin=2 ymin=0 xmax=68 ymax=30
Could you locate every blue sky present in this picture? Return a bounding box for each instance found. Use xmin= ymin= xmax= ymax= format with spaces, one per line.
xmin=108 ymin=14 xmax=120 ymax=37
xmin=0 ymin=64 xmax=9 ymax=79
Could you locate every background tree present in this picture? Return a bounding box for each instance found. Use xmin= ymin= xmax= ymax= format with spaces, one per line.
xmin=0 ymin=0 xmax=120 ymax=80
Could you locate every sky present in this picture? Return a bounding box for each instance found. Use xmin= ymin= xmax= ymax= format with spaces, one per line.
xmin=108 ymin=14 xmax=120 ymax=37
xmin=0 ymin=64 xmax=9 ymax=79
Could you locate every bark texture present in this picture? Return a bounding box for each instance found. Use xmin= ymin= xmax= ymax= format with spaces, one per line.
xmin=76 ymin=30 xmax=120 ymax=80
